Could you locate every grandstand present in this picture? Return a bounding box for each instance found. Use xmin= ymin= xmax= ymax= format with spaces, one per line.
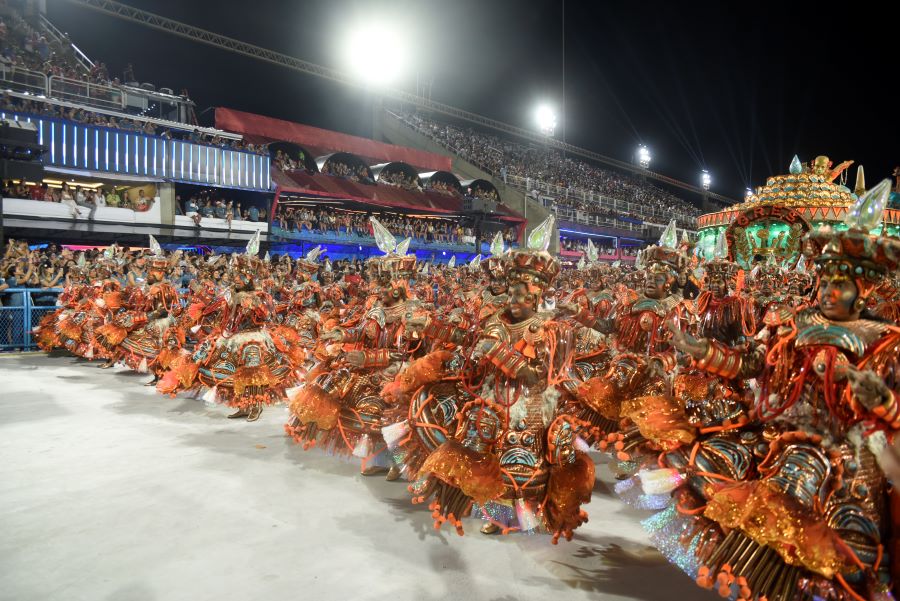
xmin=0 ymin=1 xmax=518 ymax=262
xmin=0 ymin=0 xmax=696 ymax=262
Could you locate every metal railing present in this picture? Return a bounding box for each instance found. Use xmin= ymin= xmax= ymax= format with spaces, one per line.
xmin=389 ymin=110 xmax=698 ymax=230
xmin=509 ymin=174 xmax=698 ymax=228
xmin=1 ymin=87 xmax=240 ymax=142
xmin=550 ymin=202 xmax=647 ymax=233
xmin=1 ymin=66 xmax=196 ymax=124
xmin=0 ymin=65 xmax=48 ymax=96
xmin=39 ymin=13 xmax=96 ymax=73
xmin=270 ymin=225 xmax=486 ymax=253
xmin=0 ymin=288 xmax=62 ymax=352
xmin=48 ymin=74 xmax=125 ymax=111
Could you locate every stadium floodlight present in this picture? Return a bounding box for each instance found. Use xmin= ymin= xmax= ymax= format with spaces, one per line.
xmin=701 ymin=170 xmax=712 ymax=191
xmin=535 ymin=105 xmax=557 ymax=137
xmin=342 ymin=21 xmax=408 ymax=86
xmin=637 ymin=145 xmax=651 ymax=169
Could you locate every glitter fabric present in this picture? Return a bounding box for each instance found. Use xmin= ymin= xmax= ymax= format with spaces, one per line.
xmin=642 ymin=505 xmax=702 ymax=578
xmin=474 ymin=501 xmax=516 ymax=529
xmin=613 ymin=459 xmax=639 ymax=475
xmin=614 ymin=475 xmax=674 ymax=511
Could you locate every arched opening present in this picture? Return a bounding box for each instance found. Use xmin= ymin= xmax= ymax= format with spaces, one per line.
xmin=419 ymin=170 xmax=462 ymax=195
xmin=316 ymin=152 xmax=375 ymax=184
xmin=269 ymin=142 xmax=318 ymax=172
xmin=459 ymin=178 xmax=500 ymax=203
xmin=370 ymin=162 xmax=421 ymax=190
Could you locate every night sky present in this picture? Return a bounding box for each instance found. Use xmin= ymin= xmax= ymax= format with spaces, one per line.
xmin=45 ymin=0 xmax=897 ymax=201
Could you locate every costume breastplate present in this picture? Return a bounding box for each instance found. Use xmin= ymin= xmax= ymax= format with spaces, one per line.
xmin=482 ymin=314 xmax=544 ymax=345
xmin=795 ymin=310 xmax=889 ymax=358
xmin=630 ymin=293 xmax=682 ymax=317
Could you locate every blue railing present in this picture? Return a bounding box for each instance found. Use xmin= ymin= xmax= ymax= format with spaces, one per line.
xmin=271 ymin=225 xmax=482 ymax=253
xmin=0 ymin=288 xmax=63 ymax=352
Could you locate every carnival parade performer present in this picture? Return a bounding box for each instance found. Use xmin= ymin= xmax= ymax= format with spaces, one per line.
xmin=21 ymin=159 xmax=900 ymax=600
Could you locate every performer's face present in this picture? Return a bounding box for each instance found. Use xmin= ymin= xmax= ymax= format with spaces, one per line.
xmin=380 ymin=284 xmax=399 ymax=305
xmin=234 ymin=273 xmax=252 ymax=291
xmin=708 ymin=275 xmax=728 ymax=299
xmin=644 ymin=271 xmax=669 ymax=299
xmin=818 ymin=275 xmax=860 ymax=321
xmin=507 ymin=283 xmax=536 ymax=321
xmin=489 ymin=279 xmax=507 ymax=296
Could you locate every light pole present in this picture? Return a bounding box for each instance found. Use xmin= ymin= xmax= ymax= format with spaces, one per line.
xmin=535 ymin=104 xmax=557 ymax=168
xmin=342 ymin=21 xmax=409 ymax=138
xmin=701 ymin=170 xmax=712 ymax=191
xmin=536 ymin=105 xmax=557 ymax=138
xmin=637 ymin=145 xmax=651 ymax=169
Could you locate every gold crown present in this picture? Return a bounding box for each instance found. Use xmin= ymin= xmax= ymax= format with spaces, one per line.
xmin=367 ymin=255 xmax=418 ymax=279
xmin=149 ymin=257 xmax=169 ymax=270
xmin=805 ymin=228 xmax=900 ymax=283
xmin=506 ymin=249 xmax=560 ymax=290
xmin=704 ymin=259 xmax=737 ymax=280
xmin=642 ymin=245 xmax=687 ymax=275
xmin=295 ymin=259 xmax=320 ymax=276
xmin=481 ymin=256 xmax=507 ymax=280
xmin=803 ymin=180 xmax=900 ymax=283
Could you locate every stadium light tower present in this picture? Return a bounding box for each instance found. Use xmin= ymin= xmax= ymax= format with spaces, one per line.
xmin=637 ymin=145 xmax=651 ymax=169
xmin=342 ymin=21 xmax=408 ymax=86
xmin=535 ymin=105 xmax=557 ymax=137
xmin=701 ymin=169 xmax=712 ymax=191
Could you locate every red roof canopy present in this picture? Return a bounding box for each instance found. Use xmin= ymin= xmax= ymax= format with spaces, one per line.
xmin=272 ymin=169 xmax=522 ymax=221
xmin=216 ymin=107 xmax=452 ymax=172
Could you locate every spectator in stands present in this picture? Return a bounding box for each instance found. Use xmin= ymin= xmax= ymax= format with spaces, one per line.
xmin=106 ymin=187 xmax=121 ymax=207
xmin=60 ymin=183 xmax=78 ymax=217
xmin=134 ymin=189 xmax=151 ymax=211
xmin=401 ymin=111 xmax=702 ymax=228
xmin=249 ymin=205 xmax=259 ymax=222
xmin=225 ymin=201 xmax=235 ymax=228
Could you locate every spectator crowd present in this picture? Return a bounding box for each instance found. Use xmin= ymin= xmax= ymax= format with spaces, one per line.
xmin=378 ymin=170 xmax=420 ymax=191
xmin=560 ymin=238 xmax=643 ymax=256
xmin=273 ymin=149 xmax=308 ymax=173
xmin=274 ymin=205 xmax=518 ymax=248
xmin=1 ymin=2 xmax=264 ymax=155
xmin=0 ymin=4 xmax=84 ymax=83
xmin=179 ymin=189 xmax=266 ymax=228
xmin=2 ymin=178 xmax=152 ymax=215
xmin=320 ymin=160 xmax=375 ymax=185
xmin=398 ymin=111 xmax=702 ymax=227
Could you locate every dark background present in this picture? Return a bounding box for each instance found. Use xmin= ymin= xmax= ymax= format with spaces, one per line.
xmin=45 ymin=0 xmax=897 ymax=200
